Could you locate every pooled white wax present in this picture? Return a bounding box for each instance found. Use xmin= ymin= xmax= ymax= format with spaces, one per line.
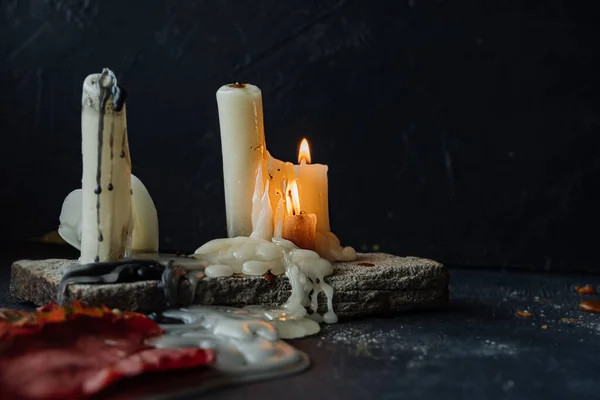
xmin=148 ymin=306 xmax=309 ymax=375
xmin=58 ymin=174 xmax=159 ymax=255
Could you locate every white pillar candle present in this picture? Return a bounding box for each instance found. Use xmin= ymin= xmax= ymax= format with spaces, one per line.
xmin=80 ymin=69 xmax=133 ymax=263
xmin=216 ymin=83 xmax=266 ymax=237
xmin=294 ymin=139 xmax=330 ymax=233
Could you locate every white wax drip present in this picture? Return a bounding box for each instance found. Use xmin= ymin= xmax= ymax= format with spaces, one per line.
xmin=250 ymin=162 xmax=273 ymax=241
xmin=273 ymin=197 xmax=285 ymax=238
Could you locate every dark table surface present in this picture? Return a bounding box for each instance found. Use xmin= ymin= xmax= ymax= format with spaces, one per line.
xmin=2 ymin=244 xmax=600 ymax=400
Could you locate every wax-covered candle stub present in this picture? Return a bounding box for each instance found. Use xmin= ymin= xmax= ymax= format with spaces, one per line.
xmin=80 ymin=69 xmax=133 ymax=264
xmin=283 ymin=212 xmax=317 ymax=250
xmin=216 ymin=83 xmax=266 ymax=238
xmin=282 ymin=180 xmax=317 ymax=250
xmin=294 ymin=139 xmax=330 ymax=233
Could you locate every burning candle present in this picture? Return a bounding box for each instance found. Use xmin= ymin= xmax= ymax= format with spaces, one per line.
xmin=294 ymin=139 xmax=330 ymax=233
xmin=282 ymin=180 xmax=317 ymax=250
xmin=291 ymin=140 xmax=357 ymax=262
xmin=216 ymin=83 xmax=266 ymax=238
xmin=80 ymin=69 xmax=133 ymax=263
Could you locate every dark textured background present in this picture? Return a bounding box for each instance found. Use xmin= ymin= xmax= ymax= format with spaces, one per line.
xmin=1 ymin=0 xmax=599 ymax=270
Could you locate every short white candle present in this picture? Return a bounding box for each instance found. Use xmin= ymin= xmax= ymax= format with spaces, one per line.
xmin=282 ymin=179 xmax=317 ymax=250
xmin=294 ymin=138 xmax=330 ymax=233
xmin=80 ymin=69 xmax=133 ymax=263
xmin=216 ymin=83 xmax=266 ymax=237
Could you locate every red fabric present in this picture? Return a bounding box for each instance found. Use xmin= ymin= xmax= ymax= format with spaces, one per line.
xmin=0 ymin=303 xmax=215 ymax=400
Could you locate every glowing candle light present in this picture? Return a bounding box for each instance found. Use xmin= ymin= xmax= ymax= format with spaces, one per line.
xmin=282 ymin=180 xmax=317 ymax=250
xmin=294 ymin=138 xmax=330 ymax=233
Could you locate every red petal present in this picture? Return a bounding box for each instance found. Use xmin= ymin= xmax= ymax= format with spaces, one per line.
xmin=83 ymin=348 xmax=216 ymax=395
xmin=0 ymin=302 xmax=215 ymax=400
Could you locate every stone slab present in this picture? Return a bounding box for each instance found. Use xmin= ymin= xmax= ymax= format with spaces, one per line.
xmin=10 ymin=253 xmax=449 ymax=319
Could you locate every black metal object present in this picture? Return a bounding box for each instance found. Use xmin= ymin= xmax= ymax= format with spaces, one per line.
xmin=57 ymin=258 xmax=166 ymax=303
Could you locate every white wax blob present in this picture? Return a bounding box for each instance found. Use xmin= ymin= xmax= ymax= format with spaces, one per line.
xmin=205 ymin=264 xmax=234 ymax=278
xmin=315 ymin=231 xmax=358 ymax=262
xmin=242 ymin=260 xmax=270 ymax=276
xmin=58 ymin=189 xmax=83 ymax=250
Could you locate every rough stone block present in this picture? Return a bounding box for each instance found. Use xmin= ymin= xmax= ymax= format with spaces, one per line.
xmin=10 ymin=253 xmax=449 ymax=319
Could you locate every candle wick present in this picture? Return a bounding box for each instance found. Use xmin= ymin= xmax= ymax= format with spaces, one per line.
xmin=227 ymin=82 xmax=246 ymax=89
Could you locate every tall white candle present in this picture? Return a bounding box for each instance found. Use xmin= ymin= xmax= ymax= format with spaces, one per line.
xmin=216 ymin=83 xmax=266 ymax=237
xmin=80 ymin=69 xmax=133 ymax=263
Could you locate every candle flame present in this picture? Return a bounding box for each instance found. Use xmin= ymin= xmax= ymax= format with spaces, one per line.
xmin=285 ymin=180 xmax=301 ymax=216
xmin=298 ymin=138 xmax=311 ymax=164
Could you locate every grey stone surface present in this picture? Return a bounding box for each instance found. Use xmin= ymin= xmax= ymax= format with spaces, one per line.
xmin=10 ymin=253 xmax=449 ymax=319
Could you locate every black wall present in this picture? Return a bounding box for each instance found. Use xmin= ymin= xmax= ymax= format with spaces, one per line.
xmin=1 ymin=0 xmax=599 ymax=270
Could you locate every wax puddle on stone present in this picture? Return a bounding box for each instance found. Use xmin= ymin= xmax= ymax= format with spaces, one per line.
xmin=140 ymin=235 xmax=339 ymax=328
xmin=58 ymin=238 xmax=338 ymax=330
